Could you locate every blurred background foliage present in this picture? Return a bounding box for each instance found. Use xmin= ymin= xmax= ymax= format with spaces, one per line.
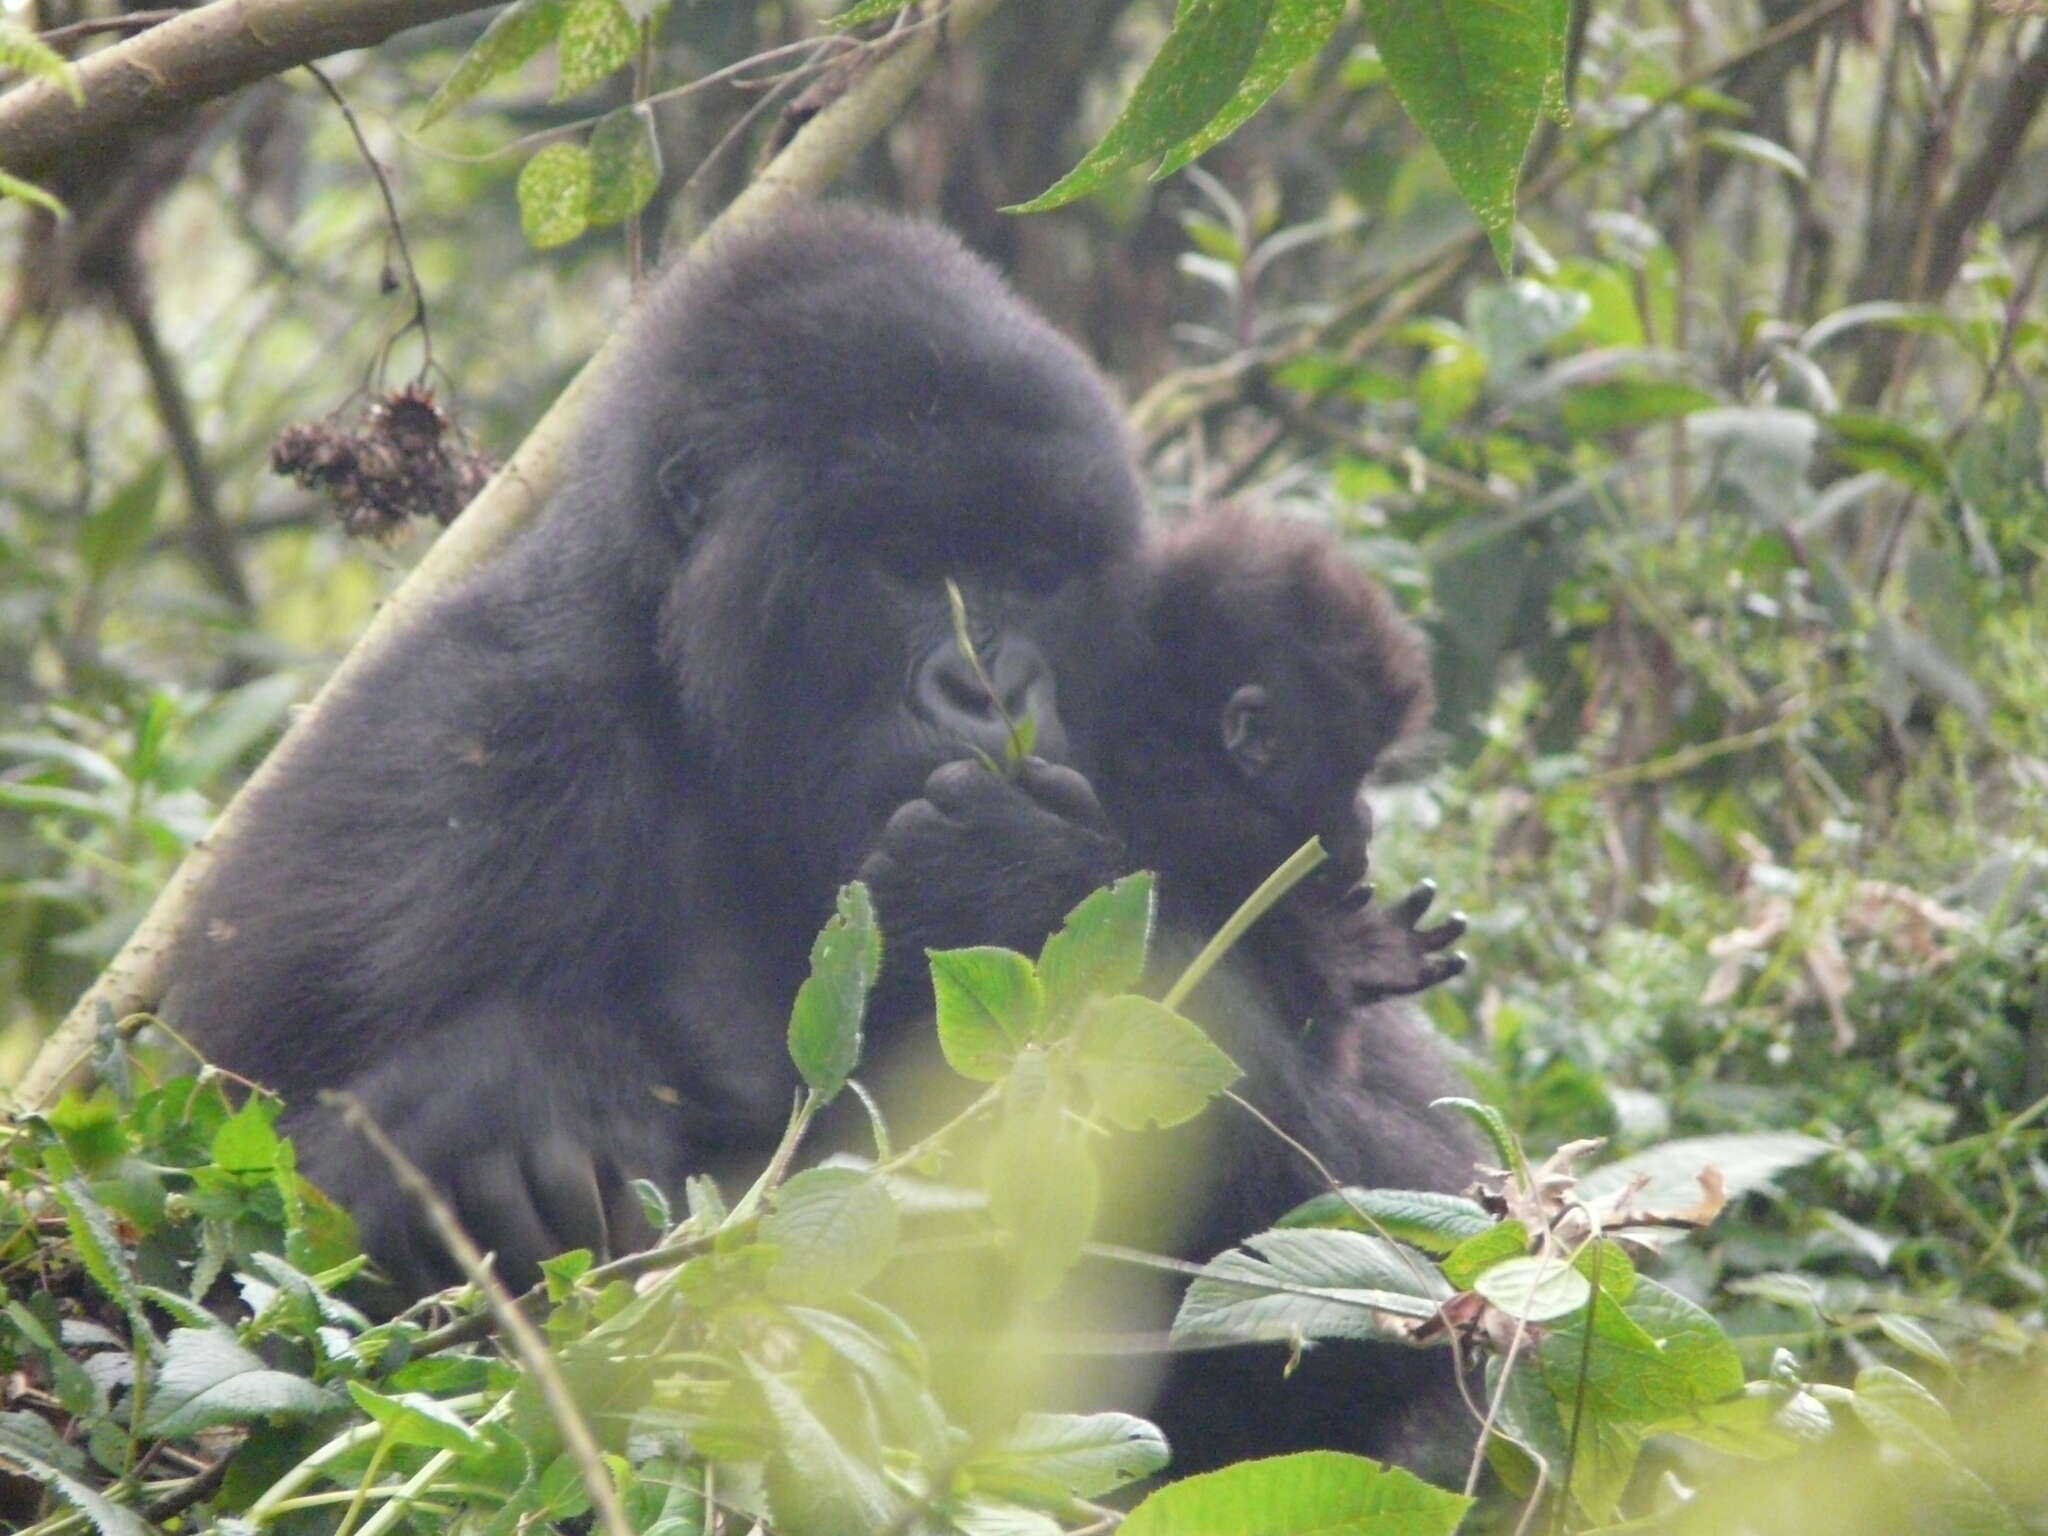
xmin=2 ymin=0 xmax=2045 ymax=1516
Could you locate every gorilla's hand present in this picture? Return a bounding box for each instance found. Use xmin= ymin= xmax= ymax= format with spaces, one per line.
xmin=1316 ymin=879 xmax=1468 ymax=1007
xmin=288 ymin=1002 xmax=676 ymax=1297
xmin=859 ymin=757 xmax=1127 ymax=967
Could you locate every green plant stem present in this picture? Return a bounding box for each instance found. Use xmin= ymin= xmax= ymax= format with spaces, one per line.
xmin=245 ymin=1394 xmax=488 ymax=1525
xmin=1162 ymin=837 xmax=1328 ymax=1012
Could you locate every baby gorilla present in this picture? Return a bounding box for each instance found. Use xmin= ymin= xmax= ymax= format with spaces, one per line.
xmin=1101 ymin=508 xmax=1466 ymax=1018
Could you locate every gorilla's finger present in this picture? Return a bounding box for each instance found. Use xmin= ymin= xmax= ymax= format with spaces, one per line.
xmin=924 ymin=758 xmax=1001 ymax=812
xmin=1421 ymin=952 xmax=1470 ymax=988
xmin=880 ymin=797 xmax=957 ymax=843
xmin=1390 ymin=880 xmax=1439 ymax=927
xmin=1336 ymin=882 xmax=1377 ymax=914
xmin=524 ymin=1132 xmax=613 ymax=1261
xmin=1014 ymin=757 xmax=1111 ymax=829
xmin=1415 ymin=912 xmax=1468 ymax=952
xmin=456 ymin=1151 xmax=565 ymax=1289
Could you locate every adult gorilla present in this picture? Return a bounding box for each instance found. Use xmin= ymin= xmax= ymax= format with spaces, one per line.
xmin=165 ymin=206 xmax=1144 ymax=1294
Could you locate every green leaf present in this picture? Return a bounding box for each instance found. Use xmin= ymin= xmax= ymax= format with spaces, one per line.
xmin=1441 ymin=1218 xmax=1528 ymax=1288
xmin=747 ymin=1355 xmax=907 ymax=1533
xmin=931 ymin=946 xmax=1042 ymax=1081
xmin=987 ymin=1049 xmax=1099 ymax=1293
xmin=787 ymin=881 xmax=881 ymax=1103
xmin=1357 ymin=0 xmax=1559 ymax=269
xmin=347 ymin=1382 xmax=486 ymax=1450
xmin=1558 ymin=378 xmax=1719 ymax=436
xmin=1536 ymin=1279 xmax=1745 ymax=1434
xmin=1799 ymin=299 xmax=1945 ymax=355
xmin=518 ymin=142 xmax=593 ymax=249
xmin=1703 ymin=128 xmax=1807 ymax=182
xmin=1037 ymin=873 xmax=1156 ymax=1025
xmin=50 ymin=1181 xmax=145 ymax=1335
xmin=555 ymin=0 xmax=637 ymax=97
xmin=1120 ymin=1450 xmax=1472 ymax=1536
xmin=1011 ymin=0 xmax=1273 ymax=213
xmin=138 ymin=1328 xmax=340 ymax=1437
xmin=1155 ymin=0 xmax=1345 ymax=177
xmin=1827 ymin=411 xmax=1953 ymax=499
xmin=211 ymin=1096 xmax=281 ymax=1173
xmin=0 ymin=1408 xmax=86 ymax=1480
xmin=1174 ymin=1229 xmax=1444 ymax=1342
xmin=827 ymin=0 xmax=918 ymax=27
xmin=1072 ymin=994 xmax=1240 ymax=1131
xmin=420 ymin=0 xmax=565 ymax=128
xmin=78 ymin=464 xmax=165 ymax=586
xmin=972 ymin=1412 xmax=1170 ymax=1502
xmin=587 ymin=102 xmax=663 ymax=226
xmin=1472 ymin=1254 xmax=1592 ymax=1322
xmin=1468 ymin=280 xmax=1590 ymax=375
xmin=1275 ymin=1187 xmax=1494 ymax=1252
xmin=0 ymin=168 xmax=67 ymax=218
xmin=763 ymin=1166 xmax=900 ymax=1301
xmin=0 ymin=20 xmax=83 ymax=103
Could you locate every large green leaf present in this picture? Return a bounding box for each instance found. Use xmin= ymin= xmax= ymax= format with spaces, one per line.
xmin=931 ymin=946 xmax=1042 ymax=1081
xmin=1357 ymin=0 xmax=1563 ymax=268
xmin=763 ymin=1166 xmax=901 ymax=1301
xmin=1072 ymin=994 xmax=1239 ymax=1131
xmin=1155 ymin=0 xmax=1346 ymax=178
xmin=138 ymin=1328 xmax=341 ymax=1438
xmin=1012 ymin=0 xmax=1273 ymax=213
xmin=1120 ymin=1450 xmax=1471 ymax=1536
xmin=786 ymin=881 xmax=881 ymax=1103
xmin=1037 ymin=872 xmax=1155 ymax=1026
xmin=421 ymin=0 xmax=566 ymax=128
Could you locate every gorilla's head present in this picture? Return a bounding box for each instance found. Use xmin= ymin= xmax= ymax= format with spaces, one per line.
xmin=572 ymin=206 xmax=1147 ymax=900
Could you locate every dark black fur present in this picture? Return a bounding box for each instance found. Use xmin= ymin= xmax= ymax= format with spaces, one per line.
xmin=166 ymin=207 xmax=1145 ymax=1293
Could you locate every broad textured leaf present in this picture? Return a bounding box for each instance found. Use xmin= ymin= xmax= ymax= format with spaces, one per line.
xmin=138 ymin=1328 xmax=340 ymax=1437
xmin=973 ymin=1412 xmax=1170 ymax=1501
xmin=1037 ymin=873 xmax=1155 ymax=1025
xmin=1275 ymin=1187 xmax=1493 ymax=1251
xmin=555 ymin=0 xmax=637 ymax=98
xmin=1155 ymin=0 xmax=1345 ymax=177
xmin=421 ymin=0 xmax=565 ymax=127
xmin=1120 ymin=1450 xmax=1471 ymax=1536
xmin=1688 ymin=405 xmax=1819 ymax=515
xmin=748 ymin=1356 xmax=906 ymax=1533
xmin=1175 ymin=1229 xmax=1443 ymax=1341
xmin=1468 ymin=280 xmax=1590 ymax=375
xmin=587 ymin=103 xmax=663 ymax=227
xmin=518 ymin=143 xmax=592 ymax=250
xmin=1559 ymin=379 xmax=1719 ymax=436
xmin=1536 ymin=1279 xmax=1744 ymax=1430
xmin=1472 ymin=1254 xmax=1592 ymax=1322
xmin=763 ymin=1166 xmax=900 ymax=1300
xmin=1073 ymin=994 xmax=1240 ymax=1130
xmin=787 ymin=881 xmax=880 ymax=1102
xmin=931 ymin=946 xmax=1042 ymax=1081
xmin=0 ymin=1409 xmax=85 ymax=1478
xmin=1441 ymin=1219 xmax=1528 ymax=1289
xmin=1358 ymin=0 xmax=1558 ymax=268
xmin=1012 ymin=0 xmax=1273 ymax=212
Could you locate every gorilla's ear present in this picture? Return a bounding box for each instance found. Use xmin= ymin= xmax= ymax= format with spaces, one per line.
xmin=657 ymin=449 xmax=710 ymax=550
xmin=1221 ymin=684 xmax=1274 ymax=779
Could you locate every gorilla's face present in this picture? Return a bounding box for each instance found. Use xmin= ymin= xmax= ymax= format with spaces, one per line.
xmin=658 ymin=428 xmax=1144 ymax=903
xmin=620 ymin=211 xmax=1149 ymax=907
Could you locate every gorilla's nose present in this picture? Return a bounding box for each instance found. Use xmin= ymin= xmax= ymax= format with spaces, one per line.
xmin=913 ymin=636 xmax=1059 ymax=756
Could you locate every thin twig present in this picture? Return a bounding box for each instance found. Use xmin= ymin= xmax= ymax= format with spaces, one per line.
xmin=303 ymin=62 xmax=432 ymax=386
xmin=329 ymin=1093 xmax=633 ymax=1536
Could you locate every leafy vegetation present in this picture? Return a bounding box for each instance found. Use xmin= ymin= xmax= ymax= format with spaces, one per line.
xmin=5 ymin=0 xmax=2047 ymax=1531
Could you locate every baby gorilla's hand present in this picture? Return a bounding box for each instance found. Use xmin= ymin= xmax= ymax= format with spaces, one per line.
xmin=1322 ymin=878 xmax=1469 ymax=1005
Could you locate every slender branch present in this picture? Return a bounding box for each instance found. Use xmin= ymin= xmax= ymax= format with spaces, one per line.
xmin=0 ymin=0 xmax=502 ymax=183
xmin=14 ymin=0 xmax=1005 ymax=1112
xmin=111 ymin=278 xmax=254 ymax=615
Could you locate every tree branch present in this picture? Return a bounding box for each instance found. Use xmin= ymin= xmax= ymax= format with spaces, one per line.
xmin=13 ymin=0 xmax=1003 ymax=1113
xmin=0 ymin=0 xmax=498 ymax=183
